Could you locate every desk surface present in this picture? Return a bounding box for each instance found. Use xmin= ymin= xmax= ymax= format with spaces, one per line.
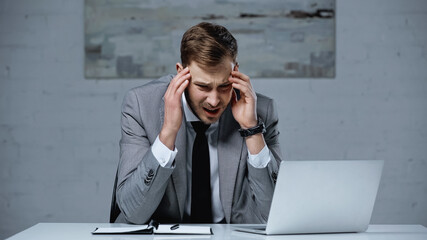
xmin=6 ymin=223 xmax=427 ymax=240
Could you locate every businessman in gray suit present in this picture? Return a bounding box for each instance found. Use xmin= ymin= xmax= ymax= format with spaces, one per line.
xmin=111 ymin=22 xmax=283 ymax=224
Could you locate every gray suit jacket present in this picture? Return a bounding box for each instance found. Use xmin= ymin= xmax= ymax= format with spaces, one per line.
xmin=112 ymin=75 xmax=282 ymax=224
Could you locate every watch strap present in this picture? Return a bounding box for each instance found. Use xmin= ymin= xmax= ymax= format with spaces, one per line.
xmin=238 ymin=119 xmax=266 ymax=137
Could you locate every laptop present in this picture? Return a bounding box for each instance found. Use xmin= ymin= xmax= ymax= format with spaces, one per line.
xmin=234 ymin=160 xmax=384 ymax=235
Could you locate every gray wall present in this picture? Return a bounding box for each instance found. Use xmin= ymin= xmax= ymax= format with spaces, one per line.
xmin=1 ymin=0 xmax=426 ymax=238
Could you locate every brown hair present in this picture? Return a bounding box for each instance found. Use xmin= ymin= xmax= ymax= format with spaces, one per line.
xmin=180 ymin=22 xmax=238 ymax=68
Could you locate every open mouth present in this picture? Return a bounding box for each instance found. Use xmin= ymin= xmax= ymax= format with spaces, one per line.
xmin=203 ymin=107 xmax=220 ymax=115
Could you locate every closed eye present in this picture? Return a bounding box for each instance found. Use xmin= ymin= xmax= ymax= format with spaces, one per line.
xmin=219 ymin=84 xmax=232 ymax=91
xmin=195 ymin=84 xmax=210 ymax=91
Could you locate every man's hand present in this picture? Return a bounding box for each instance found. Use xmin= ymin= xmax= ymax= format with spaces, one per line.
xmin=229 ymin=69 xmax=266 ymax=155
xmin=229 ymin=70 xmax=258 ymax=129
xmin=159 ymin=67 xmax=190 ymax=150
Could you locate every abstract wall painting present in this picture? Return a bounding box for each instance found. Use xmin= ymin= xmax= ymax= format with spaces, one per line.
xmin=85 ymin=0 xmax=335 ymax=78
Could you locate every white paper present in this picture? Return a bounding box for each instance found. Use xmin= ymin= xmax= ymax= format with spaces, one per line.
xmin=92 ymin=224 xmax=212 ymax=235
xmin=155 ymin=225 xmax=212 ymax=234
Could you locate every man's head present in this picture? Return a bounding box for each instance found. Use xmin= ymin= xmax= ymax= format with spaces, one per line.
xmin=177 ymin=22 xmax=238 ymax=124
xmin=180 ymin=22 xmax=238 ymax=69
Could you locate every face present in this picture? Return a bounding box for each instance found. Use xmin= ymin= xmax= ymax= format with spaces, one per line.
xmin=178 ymin=58 xmax=234 ymax=124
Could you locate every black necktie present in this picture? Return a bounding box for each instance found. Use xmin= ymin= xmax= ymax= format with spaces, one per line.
xmin=191 ymin=121 xmax=212 ymax=223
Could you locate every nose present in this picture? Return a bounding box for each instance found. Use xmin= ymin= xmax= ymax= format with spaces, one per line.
xmin=206 ymin=90 xmax=220 ymax=108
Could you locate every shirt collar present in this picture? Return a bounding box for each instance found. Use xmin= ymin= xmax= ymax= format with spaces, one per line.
xmin=182 ymin=93 xmax=199 ymax=122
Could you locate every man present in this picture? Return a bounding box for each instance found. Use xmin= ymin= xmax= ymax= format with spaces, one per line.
xmin=111 ymin=22 xmax=282 ymax=224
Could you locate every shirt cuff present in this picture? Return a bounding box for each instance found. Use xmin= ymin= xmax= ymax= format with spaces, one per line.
xmin=152 ymin=135 xmax=178 ymax=168
xmin=247 ymin=145 xmax=271 ymax=168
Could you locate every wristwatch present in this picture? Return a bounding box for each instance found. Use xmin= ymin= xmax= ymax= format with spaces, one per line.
xmin=238 ymin=118 xmax=266 ymax=137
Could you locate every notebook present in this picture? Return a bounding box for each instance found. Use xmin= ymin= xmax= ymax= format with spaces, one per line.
xmin=92 ymin=220 xmax=212 ymax=235
xmin=234 ymin=160 xmax=384 ymax=235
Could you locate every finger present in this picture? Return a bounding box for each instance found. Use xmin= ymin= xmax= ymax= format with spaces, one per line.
xmin=231 ymin=88 xmax=238 ymax=106
xmin=176 ymin=66 xmax=190 ymax=78
xmin=229 ymin=76 xmax=249 ymax=86
xmin=176 ymin=79 xmax=189 ymax=96
xmin=229 ymin=77 xmax=251 ymax=94
xmin=174 ymin=67 xmax=190 ymax=84
xmin=231 ymin=71 xmax=250 ymax=82
xmin=170 ymin=67 xmax=190 ymax=87
xmin=231 ymin=80 xmax=256 ymax=101
xmin=231 ymin=82 xmax=246 ymax=98
xmin=170 ymin=72 xmax=191 ymax=93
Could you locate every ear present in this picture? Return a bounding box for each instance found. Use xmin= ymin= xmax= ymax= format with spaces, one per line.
xmin=233 ymin=62 xmax=239 ymax=71
xmin=176 ymin=63 xmax=184 ymax=73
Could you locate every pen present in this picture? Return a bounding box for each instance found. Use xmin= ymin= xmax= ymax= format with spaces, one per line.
xmin=170 ymin=224 xmax=180 ymax=230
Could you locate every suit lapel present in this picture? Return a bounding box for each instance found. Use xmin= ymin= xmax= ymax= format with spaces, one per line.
xmin=217 ymin=105 xmax=244 ymax=223
xmin=160 ymin=96 xmax=188 ymax=219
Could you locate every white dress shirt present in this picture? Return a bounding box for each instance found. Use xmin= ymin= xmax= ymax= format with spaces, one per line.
xmin=151 ymin=93 xmax=272 ymax=222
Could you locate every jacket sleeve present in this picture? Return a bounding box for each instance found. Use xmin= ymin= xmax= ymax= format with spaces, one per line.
xmin=233 ymin=97 xmax=283 ymax=223
xmin=115 ymin=89 xmax=174 ymax=224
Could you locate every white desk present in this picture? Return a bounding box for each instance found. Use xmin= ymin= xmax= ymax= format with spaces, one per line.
xmin=6 ymin=223 xmax=427 ymax=240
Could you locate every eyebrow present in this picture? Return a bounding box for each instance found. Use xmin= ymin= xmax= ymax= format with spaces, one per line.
xmin=192 ymin=78 xmax=231 ymax=87
xmin=192 ymin=80 xmax=210 ymax=86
